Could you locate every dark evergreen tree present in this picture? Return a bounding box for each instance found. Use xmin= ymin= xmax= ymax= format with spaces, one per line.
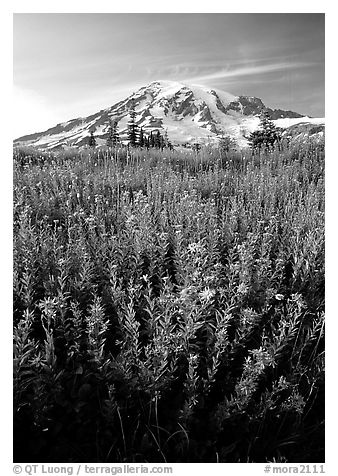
xmin=163 ymin=129 xmax=169 ymax=148
xmin=193 ymin=142 xmax=201 ymax=153
xmin=218 ymin=134 xmax=236 ymax=153
xmin=154 ymin=130 xmax=161 ymax=149
xmin=106 ymin=120 xmax=114 ymax=148
xmin=161 ymin=128 xmax=173 ymax=150
xmin=247 ymin=130 xmax=263 ymax=153
xmin=259 ymin=109 xmax=277 ymax=151
xmin=248 ymin=109 xmax=282 ymax=153
xmin=150 ymin=131 xmax=155 ymax=148
xmin=127 ymin=100 xmax=138 ymax=147
xmin=112 ymin=120 xmax=119 ymax=146
xmin=160 ymin=134 xmax=165 ymax=151
xmin=88 ymin=130 xmax=96 ymax=148
xmin=139 ymin=127 xmax=145 ymax=148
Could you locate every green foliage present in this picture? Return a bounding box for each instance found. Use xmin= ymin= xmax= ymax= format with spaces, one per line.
xmin=218 ymin=134 xmax=236 ymax=153
xmin=126 ymin=104 xmax=169 ymax=150
xmin=88 ymin=130 xmax=96 ymax=148
xmin=13 ymin=141 xmax=324 ymax=462
xmin=248 ymin=109 xmax=283 ymax=153
xmin=106 ymin=119 xmax=119 ymax=148
xmin=127 ymin=100 xmax=138 ymax=147
xmin=192 ymin=142 xmax=201 ymax=153
xmin=138 ymin=127 xmax=145 ymax=148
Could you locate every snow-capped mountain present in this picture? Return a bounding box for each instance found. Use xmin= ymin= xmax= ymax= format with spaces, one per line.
xmin=14 ymin=80 xmax=325 ymax=149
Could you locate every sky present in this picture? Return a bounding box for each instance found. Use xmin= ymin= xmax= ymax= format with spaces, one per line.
xmin=13 ymin=13 xmax=325 ymax=138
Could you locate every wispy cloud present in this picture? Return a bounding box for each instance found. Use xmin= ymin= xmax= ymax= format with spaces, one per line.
xmin=14 ymin=14 xmax=324 ymax=130
xmin=139 ymin=54 xmax=318 ymax=90
xmin=182 ymin=60 xmax=316 ymax=84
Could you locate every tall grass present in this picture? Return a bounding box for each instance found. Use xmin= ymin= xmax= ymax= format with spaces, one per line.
xmin=13 ymin=141 xmax=324 ymax=462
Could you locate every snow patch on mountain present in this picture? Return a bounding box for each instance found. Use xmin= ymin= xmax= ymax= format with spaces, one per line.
xmin=274 ymin=116 xmax=325 ymax=128
xmin=14 ymin=79 xmax=324 ymax=149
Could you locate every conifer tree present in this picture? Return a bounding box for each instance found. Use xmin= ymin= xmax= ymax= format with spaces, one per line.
xmin=247 ymin=130 xmax=263 ymax=153
xmin=218 ymin=134 xmax=236 ymax=153
xmin=155 ymin=130 xmax=161 ymax=149
xmin=106 ymin=120 xmax=114 ymax=148
xmin=248 ymin=109 xmax=282 ymax=153
xmin=163 ymin=129 xmax=169 ymax=148
xmin=260 ymin=109 xmax=280 ymax=151
xmin=112 ymin=120 xmax=119 ymax=146
xmin=127 ymin=100 xmax=138 ymax=147
xmin=88 ymin=130 xmax=96 ymax=148
xmin=150 ymin=131 xmax=155 ymax=148
xmin=160 ymin=134 xmax=165 ymax=151
xmin=193 ymin=142 xmax=201 ymax=153
xmin=139 ymin=127 xmax=145 ymax=148
xmin=107 ymin=120 xmax=119 ymax=147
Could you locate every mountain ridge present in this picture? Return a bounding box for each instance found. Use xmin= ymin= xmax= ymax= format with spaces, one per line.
xmin=14 ymin=80 xmax=324 ymax=149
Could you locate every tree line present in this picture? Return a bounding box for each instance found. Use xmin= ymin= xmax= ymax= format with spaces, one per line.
xmin=88 ymin=99 xmax=173 ymax=150
xmin=88 ymin=105 xmax=284 ymax=153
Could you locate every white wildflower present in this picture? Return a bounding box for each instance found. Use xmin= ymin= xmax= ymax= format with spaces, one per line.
xmin=199 ymin=287 xmax=215 ymax=302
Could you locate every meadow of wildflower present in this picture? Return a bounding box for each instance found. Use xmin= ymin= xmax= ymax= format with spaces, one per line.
xmin=13 ymin=142 xmax=324 ymax=463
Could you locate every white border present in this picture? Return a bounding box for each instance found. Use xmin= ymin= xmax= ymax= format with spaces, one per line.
xmin=3 ymin=2 xmax=335 ymax=473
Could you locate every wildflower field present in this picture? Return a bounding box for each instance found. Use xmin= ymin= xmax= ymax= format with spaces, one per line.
xmin=13 ymin=143 xmax=325 ymax=463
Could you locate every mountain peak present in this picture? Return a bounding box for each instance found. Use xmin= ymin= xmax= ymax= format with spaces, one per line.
xmin=15 ymin=79 xmax=316 ymax=150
